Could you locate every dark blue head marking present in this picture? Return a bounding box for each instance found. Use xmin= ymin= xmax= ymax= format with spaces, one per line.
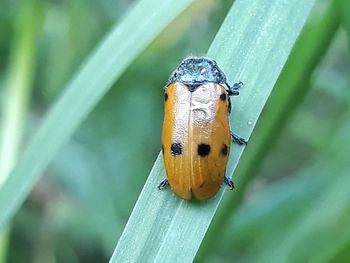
xmin=166 ymin=57 xmax=227 ymax=91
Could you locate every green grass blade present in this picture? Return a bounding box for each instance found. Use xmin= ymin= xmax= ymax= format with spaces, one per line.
xmin=0 ymin=1 xmax=39 ymax=186
xmin=0 ymin=1 xmax=40 ymax=262
xmin=199 ymin=1 xmax=340 ymax=258
xmin=110 ymin=0 xmax=316 ymax=262
xmin=0 ymin=0 xmax=194 ymax=229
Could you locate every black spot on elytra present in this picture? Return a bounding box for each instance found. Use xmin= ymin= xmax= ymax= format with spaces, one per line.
xmin=197 ymin=144 xmax=211 ymax=157
xmin=162 ymin=144 xmax=164 ymax=155
xmin=164 ymin=93 xmax=168 ymax=101
xmin=220 ymin=93 xmax=227 ymax=101
xmin=199 ymin=182 xmax=205 ymax=188
xmin=221 ymin=144 xmax=228 ymax=156
xmin=171 ymin=143 xmax=182 ymax=155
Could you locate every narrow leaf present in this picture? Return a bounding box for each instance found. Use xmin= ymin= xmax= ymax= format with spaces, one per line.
xmin=199 ymin=1 xmax=340 ymax=258
xmin=0 ymin=0 xmax=194 ymax=229
xmin=110 ymin=0 xmax=316 ymax=262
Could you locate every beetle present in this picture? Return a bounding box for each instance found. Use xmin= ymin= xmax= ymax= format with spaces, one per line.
xmin=158 ymin=56 xmax=247 ymax=200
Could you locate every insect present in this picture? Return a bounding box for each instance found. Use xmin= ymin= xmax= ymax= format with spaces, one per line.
xmin=159 ymin=56 xmax=247 ymax=200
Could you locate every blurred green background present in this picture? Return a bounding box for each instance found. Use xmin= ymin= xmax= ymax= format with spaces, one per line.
xmin=0 ymin=0 xmax=349 ymax=262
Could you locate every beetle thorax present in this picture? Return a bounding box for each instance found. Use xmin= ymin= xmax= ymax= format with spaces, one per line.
xmin=168 ymin=57 xmax=227 ymax=90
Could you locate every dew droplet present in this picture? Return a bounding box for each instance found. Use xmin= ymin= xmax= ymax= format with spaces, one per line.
xmin=247 ymin=121 xmax=253 ymax=126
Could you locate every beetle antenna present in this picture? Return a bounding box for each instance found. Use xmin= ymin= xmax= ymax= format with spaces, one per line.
xmin=227 ymin=81 xmax=243 ymax=96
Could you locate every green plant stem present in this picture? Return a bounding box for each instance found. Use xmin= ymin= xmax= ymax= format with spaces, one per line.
xmin=0 ymin=231 xmax=9 ymax=263
xmin=0 ymin=1 xmax=40 ymax=262
xmin=197 ymin=1 xmax=340 ymax=260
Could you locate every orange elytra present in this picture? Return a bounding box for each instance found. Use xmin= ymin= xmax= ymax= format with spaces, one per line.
xmin=159 ymin=57 xmax=247 ymax=200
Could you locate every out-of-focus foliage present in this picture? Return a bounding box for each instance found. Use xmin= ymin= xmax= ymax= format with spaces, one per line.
xmin=0 ymin=0 xmax=349 ymax=262
xmin=337 ymin=0 xmax=350 ymax=43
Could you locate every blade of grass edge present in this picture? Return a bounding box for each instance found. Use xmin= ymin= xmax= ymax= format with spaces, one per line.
xmin=198 ymin=1 xmax=340 ymax=260
xmin=0 ymin=0 xmax=194 ymax=230
xmin=110 ymin=0 xmax=316 ymax=262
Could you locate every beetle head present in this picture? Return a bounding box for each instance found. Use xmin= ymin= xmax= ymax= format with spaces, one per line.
xmin=167 ymin=57 xmax=227 ymax=90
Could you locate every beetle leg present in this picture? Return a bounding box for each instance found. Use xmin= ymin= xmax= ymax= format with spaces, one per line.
xmin=224 ymin=176 xmax=235 ymax=190
xmin=158 ymin=179 xmax=169 ymax=190
xmin=228 ymin=97 xmax=232 ymax=114
xmin=226 ymin=81 xmax=243 ymax=96
xmin=230 ymin=131 xmax=248 ymax=145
